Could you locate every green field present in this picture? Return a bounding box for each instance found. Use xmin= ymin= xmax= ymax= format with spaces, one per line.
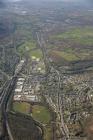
xmin=32 ymin=105 xmax=51 ymax=124
xmin=32 ymin=105 xmax=52 ymax=140
xmin=17 ymin=39 xmax=43 ymax=60
xmin=13 ymin=102 xmax=53 ymax=140
xmin=18 ymin=40 xmax=37 ymax=55
xmin=13 ymin=102 xmax=51 ymax=124
xmin=51 ymin=50 xmax=79 ymax=61
xmin=13 ymin=101 xmax=31 ymax=114
xmin=22 ymin=40 xmax=36 ymax=50
xmin=30 ymin=49 xmax=43 ymax=59
xmin=52 ymin=27 xmax=93 ymax=46
xmin=49 ymin=27 xmax=93 ymax=62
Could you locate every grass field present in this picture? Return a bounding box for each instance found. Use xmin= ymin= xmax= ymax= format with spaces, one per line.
xmin=50 ymin=50 xmax=79 ymax=61
xmin=18 ymin=44 xmax=26 ymax=56
xmin=13 ymin=102 xmax=51 ymax=124
xmin=32 ymin=105 xmax=52 ymax=140
xmin=49 ymin=27 xmax=93 ymax=62
xmin=13 ymin=101 xmax=31 ymax=114
xmin=18 ymin=40 xmax=36 ymax=55
xmin=30 ymin=49 xmax=43 ymax=59
xmin=32 ymin=105 xmax=51 ymax=124
xmin=52 ymin=26 xmax=93 ymax=46
xmin=18 ymin=40 xmax=43 ymax=59
xmin=13 ymin=102 xmax=53 ymax=140
xmin=22 ymin=40 xmax=36 ymax=50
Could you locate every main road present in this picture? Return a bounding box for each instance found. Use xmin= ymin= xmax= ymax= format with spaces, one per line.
xmin=36 ymin=31 xmax=70 ymax=140
xmin=0 ymin=59 xmax=25 ymax=139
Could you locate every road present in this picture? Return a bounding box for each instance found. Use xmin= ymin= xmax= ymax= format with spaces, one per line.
xmin=0 ymin=59 xmax=25 ymax=110
xmin=0 ymin=31 xmax=70 ymax=140
xmin=0 ymin=59 xmax=25 ymax=139
xmin=36 ymin=32 xmax=70 ymax=140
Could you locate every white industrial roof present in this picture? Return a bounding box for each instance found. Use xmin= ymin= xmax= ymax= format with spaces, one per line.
xmin=16 ymin=81 xmax=23 ymax=85
xmin=15 ymin=85 xmax=23 ymax=92
xmin=18 ymin=78 xmax=25 ymax=81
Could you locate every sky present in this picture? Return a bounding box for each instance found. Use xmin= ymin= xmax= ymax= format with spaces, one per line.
xmin=0 ymin=0 xmax=83 ymax=1
xmin=1 ymin=0 xmax=93 ymax=5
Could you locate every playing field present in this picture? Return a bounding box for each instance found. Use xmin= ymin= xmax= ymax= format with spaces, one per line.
xmin=30 ymin=49 xmax=43 ymax=59
xmin=32 ymin=105 xmax=51 ymax=124
xmin=13 ymin=102 xmax=53 ymax=140
xmin=32 ymin=105 xmax=52 ymax=140
xmin=13 ymin=101 xmax=31 ymax=114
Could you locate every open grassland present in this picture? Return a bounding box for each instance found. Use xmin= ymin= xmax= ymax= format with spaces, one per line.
xmin=13 ymin=102 xmax=51 ymax=124
xmin=12 ymin=102 xmax=53 ymax=140
xmin=52 ymin=26 xmax=93 ymax=46
xmin=50 ymin=50 xmax=79 ymax=62
xmin=32 ymin=105 xmax=52 ymax=140
xmin=19 ymin=40 xmax=36 ymax=51
xmin=13 ymin=101 xmax=31 ymax=114
xmin=18 ymin=40 xmax=37 ymax=55
xmin=17 ymin=40 xmax=43 ymax=59
xmin=32 ymin=105 xmax=51 ymax=124
xmin=49 ymin=27 xmax=93 ymax=62
xmin=30 ymin=49 xmax=43 ymax=59
xmin=15 ymin=16 xmax=42 ymax=59
xmin=49 ymin=49 xmax=93 ymax=62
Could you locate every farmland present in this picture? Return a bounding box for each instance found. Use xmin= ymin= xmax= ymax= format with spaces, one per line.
xmin=49 ymin=50 xmax=79 ymax=62
xmin=52 ymin=27 xmax=93 ymax=46
xmin=48 ymin=27 xmax=93 ymax=65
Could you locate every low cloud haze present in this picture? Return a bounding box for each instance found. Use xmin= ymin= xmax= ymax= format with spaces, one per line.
xmin=0 ymin=0 xmax=6 ymax=8
xmin=1 ymin=0 xmax=93 ymax=8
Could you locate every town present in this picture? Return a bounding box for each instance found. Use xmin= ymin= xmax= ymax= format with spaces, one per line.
xmin=1 ymin=0 xmax=93 ymax=140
